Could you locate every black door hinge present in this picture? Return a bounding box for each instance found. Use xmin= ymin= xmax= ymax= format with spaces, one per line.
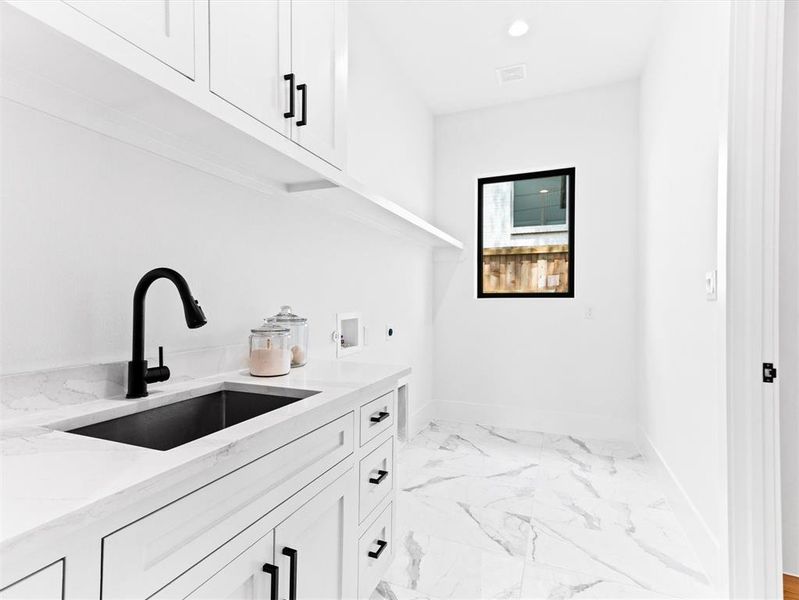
xmin=763 ymin=363 xmax=777 ymax=383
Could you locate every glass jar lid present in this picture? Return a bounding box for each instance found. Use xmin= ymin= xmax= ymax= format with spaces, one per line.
xmin=267 ymin=305 xmax=308 ymax=324
xmin=251 ymin=321 xmax=290 ymax=336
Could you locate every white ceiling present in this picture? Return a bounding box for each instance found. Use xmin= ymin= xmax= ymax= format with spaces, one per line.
xmin=353 ymin=1 xmax=664 ymax=115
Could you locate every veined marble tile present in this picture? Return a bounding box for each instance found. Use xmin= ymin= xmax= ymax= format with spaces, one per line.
xmin=396 ymin=491 xmax=532 ymax=558
xmin=527 ymin=517 xmax=713 ymax=598
xmin=385 ymin=422 xmax=714 ymax=600
xmin=383 ymin=529 xmax=524 ymax=599
xmin=410 ymin=421 xmax=545 ymax=463
xmin=370 ymin=581 xmax=436 ymax=600
xmin=400 ymin=465 xmax=538 ymax=516
xmin=520 ymin=562 xmax=674 ymax=599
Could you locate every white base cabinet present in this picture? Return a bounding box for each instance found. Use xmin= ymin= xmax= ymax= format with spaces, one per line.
xmin=1 ymin=383 xmax=400 ymax=599
xmin=0 ymin=561 xmax=63 ymax=600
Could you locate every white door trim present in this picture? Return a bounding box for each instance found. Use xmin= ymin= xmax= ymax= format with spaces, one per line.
xmin=725 ymin=1 xmax=785 ymax=597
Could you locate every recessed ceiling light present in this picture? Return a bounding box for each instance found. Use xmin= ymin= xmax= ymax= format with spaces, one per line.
xmin=539 ymin=189 xmax=549 ymax=194
xmin=508 ymin=20 xmax=529 ymax=37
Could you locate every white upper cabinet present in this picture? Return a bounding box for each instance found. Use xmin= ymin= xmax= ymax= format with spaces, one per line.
xmin=289 ymin=0 xmax=348 ymax=168
xmin=209 ymin=0 xmax=292 ymax=138
xmin=63 ymin=0 xmax=195 ymax=78
xmin=207 ymin=0 xmax=347 ymax=168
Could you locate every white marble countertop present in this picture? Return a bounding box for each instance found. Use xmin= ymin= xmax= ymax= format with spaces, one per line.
xmin=0 ymin=360 xmax=409 ymax=558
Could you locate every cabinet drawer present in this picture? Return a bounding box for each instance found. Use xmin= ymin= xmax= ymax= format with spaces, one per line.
xmin=358 ymin=437 xmax=393 ymax=523
xmin=359 ymin=391 xmax=394 ymax=446
xmin=102 ymin=413 xmax=353 ymax=599
xmin=358 ymin=503 xmax=393 ymax=600
xmin=0 ymin=561 xmax=63 ymax=600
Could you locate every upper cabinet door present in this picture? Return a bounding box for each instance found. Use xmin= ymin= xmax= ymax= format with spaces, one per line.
xmin=274 ymin=470 xmax=356 ymax=600
xmin=63 ymin=0 xmax=195 ymax=78
xmin=290 ymin=0 xmax=348 ymax=168
xmin=209 ymin=0 xmax=292 ymax=138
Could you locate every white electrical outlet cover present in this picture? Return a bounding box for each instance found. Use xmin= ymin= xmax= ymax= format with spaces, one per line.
xmin=705 ymin=270 xmax=717 ymax=301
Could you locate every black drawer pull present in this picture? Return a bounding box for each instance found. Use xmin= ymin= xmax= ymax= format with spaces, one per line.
xmin=368 ymin=539 xmax=388 ymax=560
xmin=296 ymin=83 xmax=307 ymax=126
xmin=283 ymin=73 xmax=295 ymax=118
xmin=282 ymin=547 xmax=297 ymax=600
xmin=369 ymin=469 xmax=389 ymax=485
xmin=370 ymin=411 xmax=389 ymax=423
xmin=262 ymin=562 xmax=279 ymax=600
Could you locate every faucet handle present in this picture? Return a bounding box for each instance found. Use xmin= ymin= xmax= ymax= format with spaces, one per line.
xmin=158 ymin=345 xmax=164 ymax=368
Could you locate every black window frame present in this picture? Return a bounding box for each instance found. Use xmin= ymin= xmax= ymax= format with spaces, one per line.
xmin=477 ymin=167 xmax=576 ymax=299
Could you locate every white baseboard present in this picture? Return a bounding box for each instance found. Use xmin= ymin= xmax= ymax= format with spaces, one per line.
xmin=409 ymin=400 xmax=437 ymax=438
xmin=637 ymin=428 xmax=724 ymax=593
xmin=433 ymin=399 xmax=636 ymax=441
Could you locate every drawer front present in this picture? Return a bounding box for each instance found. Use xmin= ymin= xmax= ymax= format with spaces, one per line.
xmin=102 ymin=413 xmax=354 ymax=599
xmin=358 ymin=437 xmax=393 ymax=523
xmin=358 ymin=503 xmax=393 ymax=600
xmin=359 ymin=391 xmax=394 ymax=446
xmin=0 ymin=561 xmax=63 ymax=600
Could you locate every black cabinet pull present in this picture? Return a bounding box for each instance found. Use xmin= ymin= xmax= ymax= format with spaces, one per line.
xmin=296 ymin=83 xmax=307 ymax=126
xmin=370 ymin=411 xmax=389 ymax=423
xmin=262 ymin=562 xmax=279 ymax=600
xmin=369 ymin=469 xmax=389 ymax=485
xmin=368 ymin=539 xmax=388 ymax=560
xmin=282 ymin=547 xmax=298 ymax=600
xmin=284 ymin=73 xmax=295 ymax=118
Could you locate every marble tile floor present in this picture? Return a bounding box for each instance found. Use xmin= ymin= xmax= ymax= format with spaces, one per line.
xmin=371 ymin=420 xmax=717 ymax=600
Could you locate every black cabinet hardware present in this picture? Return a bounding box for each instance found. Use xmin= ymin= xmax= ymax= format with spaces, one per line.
xmin=284 ymin=73 xmax=295 ymax=118
xmin=370 ymin=411 xmax=390 ymax=423
xmin=262 ymin=562 xmax=279 ymax=600
xmin=368 ymin=540 xmax=388 ymax=560
xmin=369 ymin=469 xmax=389 ymax=485
xmin=296 ymin=83 xmax=307 ymax=126
xmin=282 ymin=547 xmax=298 ymax=600
xmin=763 ymin=363 xmax=778 ymax=383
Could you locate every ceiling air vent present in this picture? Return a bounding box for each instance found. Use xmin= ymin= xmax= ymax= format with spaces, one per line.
xmin=496 ymin=63 xmax=527 ymax=85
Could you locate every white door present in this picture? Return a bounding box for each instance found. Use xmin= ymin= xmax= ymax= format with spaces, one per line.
xmin=63 ymin=0 xmax=195 ymax=78
xmin=290 ymin=0 xmax=347 ymax=168
xmin=208 ymin=0 xmax=292 ymax=138
xmin=274 ymin=470 xmax=356 ymax=600
xmin=184 ymin=532 xmax=276 ymax=600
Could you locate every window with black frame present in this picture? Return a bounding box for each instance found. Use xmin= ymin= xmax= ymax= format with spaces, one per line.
xmin=477 ymin=167 xmax=575 ymax=297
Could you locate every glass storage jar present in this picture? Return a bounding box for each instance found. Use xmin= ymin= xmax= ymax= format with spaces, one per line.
xmin=267 ymin=305 xmax=309 ymax=367
xmin=249 ymin=322 xmax=291 ymax=377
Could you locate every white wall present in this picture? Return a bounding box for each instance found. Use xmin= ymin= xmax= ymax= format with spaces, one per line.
xmin=636 ymin=0 xmax=729 ymax=585
xmin=347 ymin=4 xmax=434 ymax=222
xmin=781 ymin=0 xmax=799 ymax=578
xmin=432 ymin=81 xmax=639 ymax=439
xmin=0 ymin=13 xmax=437 ymax=420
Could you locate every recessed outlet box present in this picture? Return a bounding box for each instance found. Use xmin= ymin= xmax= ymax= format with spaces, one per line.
xmin=335 ymin=312 xmax=362 ymax=358
xmin=705 ymin=270 xmax=717 ymax=301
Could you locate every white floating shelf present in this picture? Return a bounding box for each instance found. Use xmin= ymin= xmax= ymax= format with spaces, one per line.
xmin=288 ymin=175 xmax=464 ymax=249
xmin=2 ymin=2 xmax=464 ymax=251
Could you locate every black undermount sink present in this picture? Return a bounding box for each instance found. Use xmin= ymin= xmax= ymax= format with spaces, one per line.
xmin=66 ymin=388 xmax=320 ymax=451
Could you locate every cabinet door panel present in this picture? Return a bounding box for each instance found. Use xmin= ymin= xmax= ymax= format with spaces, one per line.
xmin=63 ymin=0 xmax=195 ymax=77
xmin=185 ymin=533 xmax=275 ymax=600
xmin=290 ymin=0 xmax=347 ymax=167
xmin=0 ymin=561 xmax=63 ymax=600
xmin=274 ymin=469 xmax=356 ymax=600
xmin=209 ymin=0 xmax=291 ymax=137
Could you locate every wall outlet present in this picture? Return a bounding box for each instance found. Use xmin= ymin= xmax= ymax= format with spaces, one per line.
xmin=584 ymin=306 xmax=593 ymax=320
xmin=705 ymin=270 xmax=717 ymax=301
